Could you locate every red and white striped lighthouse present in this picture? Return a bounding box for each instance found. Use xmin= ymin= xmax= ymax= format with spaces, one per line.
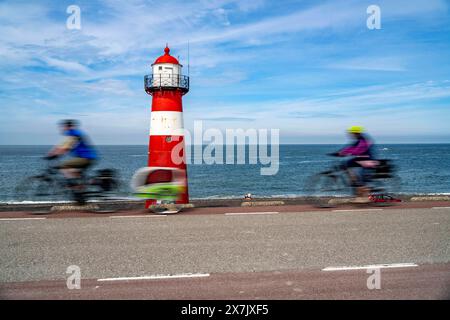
xmin=144 ymin=45 xmax=189 ymax=207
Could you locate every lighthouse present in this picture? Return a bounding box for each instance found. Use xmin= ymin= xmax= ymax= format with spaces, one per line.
xmin=144 ymin=45 xmax=190 ymax=207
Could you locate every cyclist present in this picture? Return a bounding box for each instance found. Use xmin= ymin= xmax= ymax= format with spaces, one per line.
xmin=46 ymin=120 xmax=97 ymax=185
xmin=330 ymin=126 xmax=378 ymax=203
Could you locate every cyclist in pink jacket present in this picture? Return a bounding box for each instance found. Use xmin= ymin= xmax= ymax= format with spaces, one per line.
xmin=330 ymin=126 xmax=378 ymax=203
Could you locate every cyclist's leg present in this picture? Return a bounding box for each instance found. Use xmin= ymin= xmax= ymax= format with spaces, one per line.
xmin=353 ymin=161 xmax=371 ymax=202
xmin=60 ymin=158 xmax=83 ymax=178
xmin=344 ymin=158 xmax=360 ymax=192
xmin=60 ymin=158 xmax=92 ymax=186
xmin=345 ymin=158 xmax=370 ymax=202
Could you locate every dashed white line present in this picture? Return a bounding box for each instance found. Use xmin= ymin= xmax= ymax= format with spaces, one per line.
xmin=432 ymin=207 xmax=450 ymax=210
xmin=332 ymin=209 xmax=384 ymax=212
xmin=322 ymin=263 xmax=418 ymax=271
xmin=110 ymin=215 xmax=166 ymax=219
xmin=224 ymin=212 xmax=279 ymax=216
xmin=0 ymin=217 xmax=47 ymax=221
xmin=97 ymin=273 xmax=210 ymax=282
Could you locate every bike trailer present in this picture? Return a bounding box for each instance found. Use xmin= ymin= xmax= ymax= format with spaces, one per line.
xmin=373 ymin=159 xmax=395 ymax=179
xmin=130 ymin=167 xmax=186 ymax=201
xmin=92 ymin=169 xmax=118 ymax=191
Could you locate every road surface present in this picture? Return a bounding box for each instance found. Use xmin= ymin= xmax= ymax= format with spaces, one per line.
xmin=1 ymin=203 xmax=449 ymax=299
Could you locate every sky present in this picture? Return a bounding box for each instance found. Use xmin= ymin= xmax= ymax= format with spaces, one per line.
xmin=0 ymin=0 xmax=450 ymax=145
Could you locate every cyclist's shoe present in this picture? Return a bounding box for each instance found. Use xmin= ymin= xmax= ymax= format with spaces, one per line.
xmin=352 ymin=186 xmax=370 ymax=203
xmin=369 ymin=195 xmax=401 ymax=203
xmin=73 ymin=191 xmax=87 ymax=205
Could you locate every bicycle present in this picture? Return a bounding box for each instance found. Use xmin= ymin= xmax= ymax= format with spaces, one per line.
xmin=15 ymin=158 xmax=120 ymax=205
xmin=304 ymin=156 xmax=401 ymax=208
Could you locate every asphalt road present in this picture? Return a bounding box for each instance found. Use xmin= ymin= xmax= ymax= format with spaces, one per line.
xmin=1 ymin=205 xmax=449 ymax=299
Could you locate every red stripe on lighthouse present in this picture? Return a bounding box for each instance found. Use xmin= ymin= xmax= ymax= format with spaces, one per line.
xmin=151 ymin=91 xmax=184 ymax=112
xmin=147 ymin=135 xmax=187 ymax=169
xmin=146 ymin=135 xmax=189 ymax=205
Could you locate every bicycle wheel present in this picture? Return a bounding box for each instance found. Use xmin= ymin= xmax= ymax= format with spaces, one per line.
xmin=305 ymin=173 xmax=348 ymax=208
xmin=85 ymin=170 xmax=122 ymax=201
xmin=370 ymin=174 xmax=402 ymax=197
xmin=14 ymin=176 xmax=54 ymax=201
xmin=71 ymin=190 xmax=87 ymax=205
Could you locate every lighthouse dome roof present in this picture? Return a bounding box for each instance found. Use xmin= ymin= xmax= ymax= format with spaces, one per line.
xmin=153 ymin=46 xmax=180 ymax=65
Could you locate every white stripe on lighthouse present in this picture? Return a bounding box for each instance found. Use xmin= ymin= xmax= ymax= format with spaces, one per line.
xmin=150 ymin=111 xmax=185 ymax=136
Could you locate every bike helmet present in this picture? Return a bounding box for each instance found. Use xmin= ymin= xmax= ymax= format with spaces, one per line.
xmin=348 ymin=125 xmax=364 ymax=134
xmin=59 ymin=119 xmax=78 ymax=127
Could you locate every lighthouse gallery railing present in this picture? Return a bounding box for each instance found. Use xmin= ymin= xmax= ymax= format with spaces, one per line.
xmin=144 ymin=74 xmax=189 ymax=93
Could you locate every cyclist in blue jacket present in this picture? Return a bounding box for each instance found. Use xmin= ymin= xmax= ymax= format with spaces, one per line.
xmin=47 ymin=120 xmax=97 ymax=181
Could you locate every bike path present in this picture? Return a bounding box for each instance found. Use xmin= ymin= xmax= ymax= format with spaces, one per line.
xmin=0 ymin=201 xmax=449 ymax=219
xmin=2 ymin=263 xmax=449 ymax=299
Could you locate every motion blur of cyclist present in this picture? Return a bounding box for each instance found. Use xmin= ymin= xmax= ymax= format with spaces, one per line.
xmin=329 ymin=126 xmax=379 ymax=203
xmin=46 ymin=120 xmax=97 ymax=185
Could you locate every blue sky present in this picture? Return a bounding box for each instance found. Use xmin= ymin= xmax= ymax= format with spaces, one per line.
xmin=1 ymin=0 xmax=449 ymax=145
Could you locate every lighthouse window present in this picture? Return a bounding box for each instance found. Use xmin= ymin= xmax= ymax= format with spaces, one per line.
xmin=158 ymin=66 xmax=162 ymax=70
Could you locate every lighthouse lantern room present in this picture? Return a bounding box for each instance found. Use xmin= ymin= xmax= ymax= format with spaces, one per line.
xmin=145 ymin=46 xmax=189 ymax=92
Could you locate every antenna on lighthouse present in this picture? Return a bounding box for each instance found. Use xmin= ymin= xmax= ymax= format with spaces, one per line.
xmin=187 ymin=40 xmax=190 ymax=77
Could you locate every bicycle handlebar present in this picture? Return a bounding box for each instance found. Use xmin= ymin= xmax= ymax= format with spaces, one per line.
xmin=327 ymin=152 xmax=341 ymax=157
xmin=44 ymin=155 xmax=59 ymax=161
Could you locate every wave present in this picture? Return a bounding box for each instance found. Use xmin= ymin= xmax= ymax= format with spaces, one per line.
xmin=20 ymin=155 xmax=43 ymax=158
xmin=1 ymin=200 xmax=71 ymax=205
xmin=191 ymin=195 xmax=242 ymax=200
xmin=296 ymin=160 xmax=332 ymax=164
xmin=395 ymin=192 xmax=450 ymax=196
xmin=192 ymin=192 xmax=450 ymax=200
xmin=2 ymin=192 xmax=449 ymax=204
xmin=0 ymin=196 xmax=139 ymax=205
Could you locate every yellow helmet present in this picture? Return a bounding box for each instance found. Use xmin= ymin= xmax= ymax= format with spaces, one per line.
xmin=348 ymin=125 xmax=364 ymax=134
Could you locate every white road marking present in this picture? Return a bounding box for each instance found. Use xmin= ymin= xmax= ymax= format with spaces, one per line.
xmin=332 ymin=209 xmax=384 ymax=212
xmin=97 ymin=273 xmax=210 ymax=282
xmin=432 ymin=207 xmax=450 ymax=209
xmin=0 ymin=217 xmax=47 ymax=221
xmin=322 ymin=263 xmax=418 ymax=271
xmin=110 ymin=215 xmax=166 ymax=219
xmin=225 ymin=212 xmax=279 ymax=216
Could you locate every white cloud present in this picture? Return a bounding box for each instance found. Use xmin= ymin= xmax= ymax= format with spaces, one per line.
xmin=43 ymin=57 xmax=91 ymax=73
xmin=183 ymin=80 xmax=450 ymax=134
xmin=1 ymin=0 xmax=449 ymax=144
xmin=328 ymin=57 xmax=407 ymax=72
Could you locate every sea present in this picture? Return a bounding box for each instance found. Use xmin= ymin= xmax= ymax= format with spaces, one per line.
xmin=0 ymin=144 xmax=449 ymax=203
